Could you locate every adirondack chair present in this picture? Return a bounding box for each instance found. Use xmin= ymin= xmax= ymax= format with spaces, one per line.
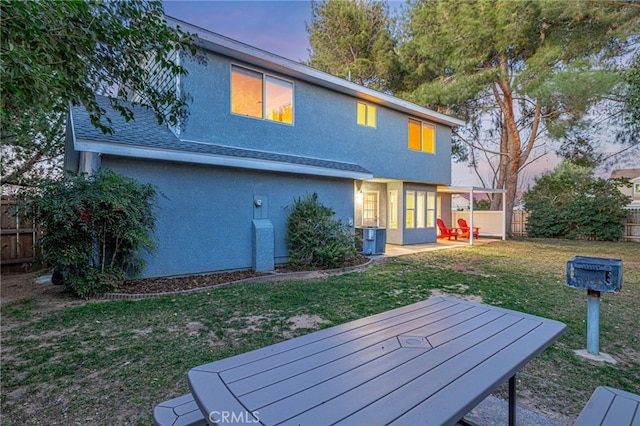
xmin=457 ymin=218 xmax=480 ymax=239
xmin=437 ymin=218 xmax=459 ymax=240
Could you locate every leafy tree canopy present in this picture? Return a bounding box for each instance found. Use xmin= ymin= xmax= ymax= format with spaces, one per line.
xmin=397 ymin=0 xmax=638 ymax=234
xmin=1 ymin=0 xmax=194 ymax=185
xmin=307 ymin=0 xmax=401 ymax=92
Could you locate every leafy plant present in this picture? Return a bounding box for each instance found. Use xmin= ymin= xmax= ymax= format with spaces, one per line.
xmin=286 ymin=192 xmax=359 ymax=270
xmin=524 ymin=162 xmax=631 ymax=240
xmin=16 ymin=169 xmax=159 ymax=297
xmin=1 ymin=0 xmax=195 ymax=186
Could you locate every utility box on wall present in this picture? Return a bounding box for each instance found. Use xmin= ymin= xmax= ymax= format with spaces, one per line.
xmin=356 ymin=227 xmax=386 ymax=255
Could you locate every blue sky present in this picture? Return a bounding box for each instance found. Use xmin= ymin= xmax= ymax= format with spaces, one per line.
xmin=163 ymin=0 xmax=313 ymax=62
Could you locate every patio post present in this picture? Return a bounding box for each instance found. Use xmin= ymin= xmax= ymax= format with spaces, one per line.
xmin=469 ymin=188 xmax=474 ymax=246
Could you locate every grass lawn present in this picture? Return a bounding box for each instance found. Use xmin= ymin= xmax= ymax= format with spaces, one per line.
xmin=1 ymin=238 xmax=638 ymax=425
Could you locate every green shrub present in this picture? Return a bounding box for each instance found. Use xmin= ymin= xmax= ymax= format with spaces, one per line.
xmin=286 ymin=193 xmax=358 ymax=270
xmin=16 ymin=169 xmax=159 ymax=297
xmin=524 ymin=162 xmax=631 ymax=240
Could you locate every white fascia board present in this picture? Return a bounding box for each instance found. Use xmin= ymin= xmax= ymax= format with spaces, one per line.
xmin=437 ymin=185 xmax=506 ymax=194
xmin=166 ymin=17 xmax=466 ymax=128
xmin=74 ymin=139 xmax=373 ymax=180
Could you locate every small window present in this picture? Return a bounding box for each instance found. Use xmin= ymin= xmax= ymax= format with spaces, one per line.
xmin=357 ymin=102 xmax=376 ymax=128
xmin=416 ymin=192 xmax=425 ymax=228
xmin=362 ymin=191 xmax=379 ymax=227
xmin=634 ymin=182 xmax=640 ymax=195
xmin=427 ymin=192 xmax=436 ymax=227
xmin=231 ymin=65 xmax=293 ymax=124
xmin=388 ymin=190 xmax=398 ymax=229
xmin=408 ymin=118 xmax=435 ymax=153
xmin=405 ymin=191 xmax=415 ymax=228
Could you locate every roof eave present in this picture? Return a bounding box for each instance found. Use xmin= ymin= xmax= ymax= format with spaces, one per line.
xmin=74 ymin=139 xmax=373 ymax=180
xmin=166 ymin=16 xmax=465 ymax=128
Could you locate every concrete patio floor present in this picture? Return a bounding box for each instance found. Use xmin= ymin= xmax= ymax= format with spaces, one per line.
xmin=383 ymin=236 xmax=498 ymax=257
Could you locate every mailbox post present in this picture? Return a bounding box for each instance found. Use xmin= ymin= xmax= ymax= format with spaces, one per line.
xmin=566 ymin=256 xmax=623 ymax=356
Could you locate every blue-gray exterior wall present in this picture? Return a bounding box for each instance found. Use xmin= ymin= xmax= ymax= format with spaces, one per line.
xmin=178 ymin=51 xmax=452 ymax=185
xmin=102 ymin=156 xmax=354 ymax=278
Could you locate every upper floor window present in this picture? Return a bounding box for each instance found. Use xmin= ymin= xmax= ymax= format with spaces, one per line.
xmin=231 ymin=65 xmax=293 ymax=124
xmin=357 ymin=102 xmax=376 ymax=128
xmin=408 ymin=118 xmax=435 ymax=153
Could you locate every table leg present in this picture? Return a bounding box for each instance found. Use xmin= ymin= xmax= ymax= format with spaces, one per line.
xmin=509 ymin=375 xmax=516 ymax=426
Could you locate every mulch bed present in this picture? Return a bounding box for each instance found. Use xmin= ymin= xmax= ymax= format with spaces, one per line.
xmin=112 ymin=256 xmax=370 ymax=295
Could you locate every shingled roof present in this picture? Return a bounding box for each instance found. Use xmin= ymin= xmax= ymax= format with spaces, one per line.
xmin=68 ymin=96 xmax=372 ymax=179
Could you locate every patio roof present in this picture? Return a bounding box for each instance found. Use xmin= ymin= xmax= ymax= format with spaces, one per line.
xmin=437 ymin=185 xmax=505 ymax=194
xmin=437 ymin=186 xmax=506 ymax=245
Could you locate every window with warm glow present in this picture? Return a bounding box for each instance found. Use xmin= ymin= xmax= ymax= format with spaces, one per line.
xmin=416 ymin=192 xmax=425 ymax=228
xmin=388 ymin=190 xmax=398 ymax=229
xmin=357 ymin=102 xmax=376 ymax=128
xmin=408 ymin=118 xmax=435 ymax=153
xmin=362 ymin=191 xmax=379 ymax=227
xmin=427 ymin=192 xmax=435 ymax=227
xmin=231 ymin=65 xmax=293 ymax=124
xmin=405 ymin=191 xmax=415 ymax=228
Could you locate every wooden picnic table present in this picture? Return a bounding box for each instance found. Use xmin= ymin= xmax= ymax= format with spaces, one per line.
xmin=187 ymin=297 xmax=566 ymax=425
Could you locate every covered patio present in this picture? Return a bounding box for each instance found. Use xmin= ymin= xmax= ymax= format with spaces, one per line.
xmin=437 ymin=186 xmax=507 ymax=245
xmin=384 ymin=236 xmax=497 ymax=257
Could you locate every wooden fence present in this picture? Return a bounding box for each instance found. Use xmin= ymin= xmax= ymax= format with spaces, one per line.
xmin=511 ymin=210 xmax=529 ymax=237
xmin=1 ymin=197 xmax=40 ymax=273
xmin=623 ymin=207 xmax=640 ymax=242
xmin=510 ymin=208 xmax=640 ymax=242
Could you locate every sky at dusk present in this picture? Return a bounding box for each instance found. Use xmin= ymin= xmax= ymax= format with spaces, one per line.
xmin=163 ymin=0 xmax=314 ymax=62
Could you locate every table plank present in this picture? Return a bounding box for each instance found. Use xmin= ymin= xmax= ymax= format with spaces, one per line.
xmin=343 ymin=317 xmax=565 ymax=425
xmin=229 ymin=305 xmax=492 ymax=396
xmin=276 ymin=314 xmax=540 ymax=425
xmin=187 ymin=297 xmax=566 ymax=426
xmin=219 ymin=301 xmax=472 ymax=383
xmin=200 ymin=298 xmax=448 ymax=373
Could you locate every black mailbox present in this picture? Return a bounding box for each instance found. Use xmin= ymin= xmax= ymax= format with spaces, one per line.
xmin=566 ymin=256 xmax=622 ymax=293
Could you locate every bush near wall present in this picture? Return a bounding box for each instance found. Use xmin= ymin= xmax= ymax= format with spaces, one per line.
xmin=286 ymin=192 xmax=359 ymax=270
xmin=15 ymin=169 xmax=159 ymax=297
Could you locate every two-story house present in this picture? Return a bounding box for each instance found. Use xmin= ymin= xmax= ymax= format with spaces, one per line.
xmin=64 ymin=17 xmax=466 ymax=278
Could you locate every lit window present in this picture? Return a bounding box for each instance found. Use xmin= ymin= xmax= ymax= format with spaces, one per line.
xmin=388 ymin=190 xmax=398 ymax=229
xmin=427 ymin=192 xmax=435 ymax=227
xmin=405 ymin=191 xmax=415 ymax=228
xmin=362 ymin=191 xmax=379 ymax=227
xmin=357 ymin=102 xmax=376 ymax=128
xmin=408 ymin=118 xmax=435 ymax=153
xmin=416 ymin=192 xmax=425 ymax=228
xmin=231 ymin=65 xmax=293 ymax=124
xmin=231 ymin=66 xmax=262 ymax=119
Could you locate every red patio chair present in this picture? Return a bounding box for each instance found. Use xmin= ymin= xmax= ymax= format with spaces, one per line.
xmin=457 ymin=218 xmax=480 ymax=239
xmin=437 ymin=218 xmax=459 ymax=240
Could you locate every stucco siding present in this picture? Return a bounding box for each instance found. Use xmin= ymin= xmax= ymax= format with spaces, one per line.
xmin=178 ymin=50 xmax=452 ymax=186
xmin=102 ymin=156 xmax=353 ymax=278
